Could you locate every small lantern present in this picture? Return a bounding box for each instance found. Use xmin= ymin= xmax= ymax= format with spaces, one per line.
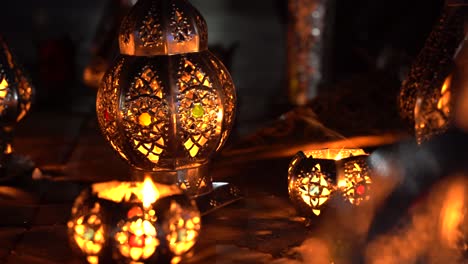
xmin=288 ymin=149 xmax=372 ymax=218
xmin=0 ymin=36 xmax=34 ymax=178
xmin=96 ymin=0 xmax=236 ymax=197
xmin=68 ymin=177 xmax=201 ymax=264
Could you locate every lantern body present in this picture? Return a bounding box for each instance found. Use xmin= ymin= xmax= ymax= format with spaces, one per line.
xmin=97 ymin=0 xmax=236 ymax=196
xmin=0 ymin=36 xmax=34 ymax=176
xmin=288 ymin=149 xmax=371 ymax=218
xmin=0 ymin=36 xmax=33 ymax=128
xmin=68 ymin=181 xmax=201 ymax=264
xmin=399 ymin=6 xmax=465 ymax=143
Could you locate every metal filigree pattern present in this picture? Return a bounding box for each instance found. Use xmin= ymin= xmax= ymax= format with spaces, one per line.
xmin=118 ymin=0 xmax=208 ymax=56
xmin=166 ymin=200 xmax=201 ymax=256
xmin=288 ymin=149 xmax=371 ymax=217
xmin=195 ymin=14 xmax=208 ymax=45
xmin=208 ymin=53 xmax=236 ymax=151
xmin=68 ymin=182 xmax=201 ymax=263
xmin=120 ymin=16 xmax=133 ymax=45
xmin=123 ymin=65 xmax=169 ymax=164
xmin=177 ymin=59 xmax=220 ymax=158
xmin=399 ymin=8 xmax=464 ymax=126
xmin=170 ymin=6 xmax=193 ymax=43
xmin=0 ymin=37 xmax=34 ymax=126
xmin=16 ymin=69 xmax=33 ymax=122
xmin=139 ymin=6 xmax=163 ymax=47
xmin=341 ymin=157 xmax=372 ymax=206
xmin=97 ymin=58 xmax=127 ymax=160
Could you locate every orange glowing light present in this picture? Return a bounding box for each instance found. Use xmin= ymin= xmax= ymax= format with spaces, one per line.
xmin=142 ymin=177 xmax=159 ymax=208
xmin=437 ymin=75 xmax=452 ymax=112
xmin=440 ymin=179 xmax=467 ymax=250
xmin=0 ymin=78 xmax=8 ymax=98
xmin=138 ymin=112 xmax=152 ymax=127
xmin=303 ymin=148 xmax=366 ymax=160
xmin=92 ymin=180 xmax=181 ymax=205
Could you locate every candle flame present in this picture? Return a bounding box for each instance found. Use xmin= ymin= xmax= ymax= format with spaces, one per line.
xmin=142 ymin=177 xmax=159 ymax=208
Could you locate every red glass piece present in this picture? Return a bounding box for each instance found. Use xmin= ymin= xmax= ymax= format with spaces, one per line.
xmin=104 ymin=109 xmax=111 ymax=122
xmin=356 ymin=185 xmax=366 ymax=196
xmin=127 ymin=206 xmax=143 ymax=218
xmin=129 ymin=234 xmax=145 ymax=248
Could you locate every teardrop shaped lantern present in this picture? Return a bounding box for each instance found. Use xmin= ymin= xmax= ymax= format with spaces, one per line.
xmin=0 ymin=36 xmax=34 ymax=179
xmin=97 ymin=0 xmax=237 ymax=198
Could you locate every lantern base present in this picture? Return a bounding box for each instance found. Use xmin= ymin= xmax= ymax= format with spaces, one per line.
xmin=132 ymin=165 xmax=243 ymax=215
xmin=132 ymin=164 xmax=213 ymax=197
xmin=196 ymin=181 xmax=243 ymax=216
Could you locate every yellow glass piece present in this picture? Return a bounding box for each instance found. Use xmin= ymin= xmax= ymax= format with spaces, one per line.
xmin=0 ymin=78 xmax=8 ymax=98
xmin=191 ymin=104 xmax=205 ymax=118
xmin=138 ymin=113 xmax=152 ymax=126
xmin=87 ymin=256 xmax=99 ymax=264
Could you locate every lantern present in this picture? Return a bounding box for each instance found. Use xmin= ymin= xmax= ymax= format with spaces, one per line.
xmin=0 ymin=36 xmax=34 ymax=179
xmin=399 ymin=5 xmax=465 ymax=143
xmin=288 ymin=149 xmax=372 ymax=218
xmin=68 ymin=177 xmax=201 ymax=264
xmin=96 ymin=0 xmax=236 ymax=198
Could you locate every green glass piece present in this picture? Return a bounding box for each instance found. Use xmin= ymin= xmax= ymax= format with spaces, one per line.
xmin=83 ymin=228 xmax=95 ymax=240
xmin=191 ymin=104 xmax=205 ymax=118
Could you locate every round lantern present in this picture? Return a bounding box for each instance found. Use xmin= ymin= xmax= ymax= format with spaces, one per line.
xmin=0 ymin=36 xmax=34 ymax=178
xmin=288 ymin=149 xmax=372 ymax=218
xmin=97 ymin=0 xmax=236 ymax=197
xmin=68 ymin=178 xmax=201 ymax=264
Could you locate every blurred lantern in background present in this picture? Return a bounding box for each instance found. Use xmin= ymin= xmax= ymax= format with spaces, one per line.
xmin=0 ymin=36 xmax=34 ymax=180
xmin=68 ymin=177 xmax=201 ymax=264
xmin=96 ymin=0 xmax=239 ymax=208
xmin=399 ymin=4 xmax=466 ymax=144
xmin=288 ymin=148 xmax=372 ymax=218
xmin=287 ymin=0 xmax=334 ymax=105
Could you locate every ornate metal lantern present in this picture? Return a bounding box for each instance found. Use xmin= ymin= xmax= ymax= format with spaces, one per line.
xmin=288 ymin=149 xmax=372 ymax=218
xmin=97 ymin=0 xmax=237 ymax=198
xmin=399 ymin=5 xmax=466 ymax=144
xmin=68 ymin=178 xmax=201 ymax=264
xmin=0 ymin=36 xmax=34 ymax=179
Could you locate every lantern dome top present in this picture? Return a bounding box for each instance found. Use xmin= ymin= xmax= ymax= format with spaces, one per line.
xmin=118 ymin=0 xmax=208 ymax=56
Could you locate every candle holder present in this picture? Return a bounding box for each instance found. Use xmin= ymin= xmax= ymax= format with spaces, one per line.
xmin=0 ymin=36 xmax=34 ymax=182
xmin=288 ymin=149 xmax=372 ymax=218
xmin=68 ymin=178 xmax=201 ymax=264
xmin=96 ymin=0 xmax=241 ymax=213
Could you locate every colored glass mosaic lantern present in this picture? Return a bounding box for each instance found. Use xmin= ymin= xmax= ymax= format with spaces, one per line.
xmin=0 ymin=36 xmax=34 ymax=179
xmin=68 ymin=178 xmax=201 ymax=264
xmin=96 ymin=0 xmax=237 ymax=197
xmin=288 ymin=149 xmax=372 ymax=218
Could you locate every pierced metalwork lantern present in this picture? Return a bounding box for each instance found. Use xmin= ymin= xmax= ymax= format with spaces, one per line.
xmin=0 ymin=36 xmax=34 ymax=179
xmin=97 ymin=0 xmax=237 ymax=198
xmin=68 ymin=178 xmax=201 ymax=264
xmin=288 ymin=149 xmax=372 ymax=218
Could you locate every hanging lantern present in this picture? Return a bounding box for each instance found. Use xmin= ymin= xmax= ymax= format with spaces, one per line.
xmin=96 ymin=0 xmax=236 ymax=198
xmin=68 ymin=177 xmax=201 ymax=264
xmin=0 ymin=36 xmax=34 ymax=178
xmin=288 ymin=149 xmax=372 ymax=218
